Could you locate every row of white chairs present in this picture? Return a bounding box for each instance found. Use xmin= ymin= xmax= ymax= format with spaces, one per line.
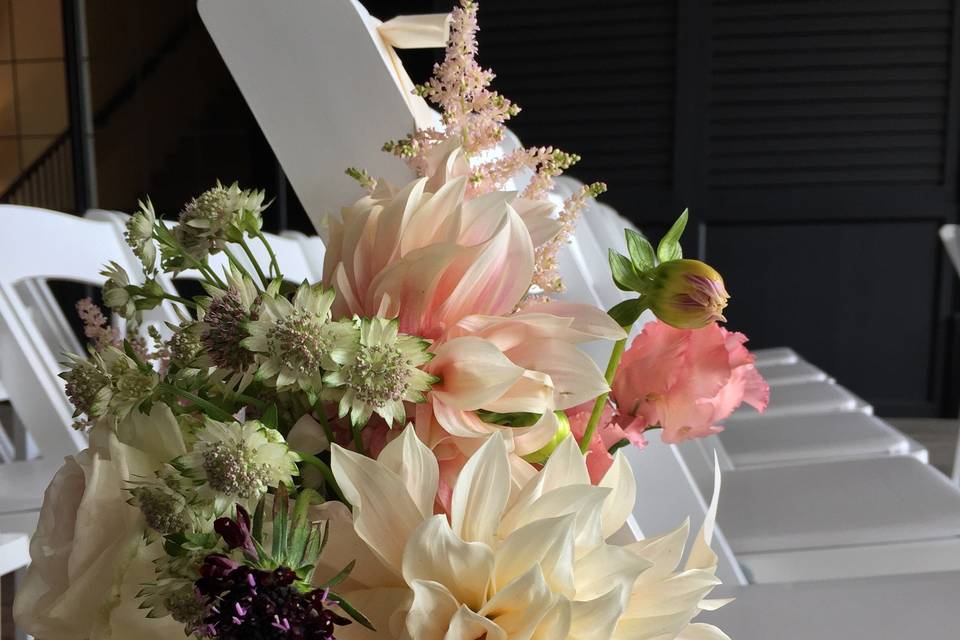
xmin=555 ymin=176 xmax=960 ymax=636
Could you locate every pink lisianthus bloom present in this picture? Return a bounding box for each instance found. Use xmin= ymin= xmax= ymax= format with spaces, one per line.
xmin=611 ymin=320 xmax=769 ymax=444
xmin=565 ymin=399 xmax=647 ymax=484
xmin=416 ymin=301 xmax=625 ymax=457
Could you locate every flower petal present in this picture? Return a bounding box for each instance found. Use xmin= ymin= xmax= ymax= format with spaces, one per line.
xmin=451 ymin=432 xmax=511 ymax=545
xmin=330 ymin=444 xmax=424 ymax=573
xmin=598 ymin=451 xmax=637 ymax=539
xmin=402 ymin=514 xmax=494 ymax=612
xmin=377 ymin=425 xmax=439 ymax=519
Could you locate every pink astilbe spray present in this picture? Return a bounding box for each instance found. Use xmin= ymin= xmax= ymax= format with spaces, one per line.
xmin=375 ymin=0 xmax=606 ymax=293
xmin=76 ymin=297 xmax=120 ymax=351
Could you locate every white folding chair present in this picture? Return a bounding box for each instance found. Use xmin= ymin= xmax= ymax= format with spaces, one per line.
xmin=940 ymin=224 xmax=960 ymax=485
xmin=0 ymin=205 xmax=168 ymax=533
xmin=280 ymin=230 xmax=325 ymax=282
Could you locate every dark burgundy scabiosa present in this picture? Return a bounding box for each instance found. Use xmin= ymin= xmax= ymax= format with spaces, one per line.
xmin=193 ymin=557 xmax=351 ymax=639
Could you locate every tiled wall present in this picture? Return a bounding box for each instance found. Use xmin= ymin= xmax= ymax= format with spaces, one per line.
xmin=0 ymin=0 xmax=68 ymax=193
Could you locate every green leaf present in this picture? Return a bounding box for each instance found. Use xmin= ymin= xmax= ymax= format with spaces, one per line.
xmin=261 ymin=404 xmax=279 ymax=430
xmin=252 ymin=496 xmax=265 ymax=543
xmin=608 ymin=438 xmax=631 ymax=455
xmin=289 ymin=489 xmax=320 ymax=564
xmin=657 ymin=209 xmax=688 ymax=263
xmin=272 ymin=484 xmax=289 ymax=564
xmin=317 ymin=560 xmax=356 ymax=589
xmin=608 ymin=250 xmax=645 ymax=292
xmin=476 ymin=410 xmax=541 ymax=428
xmin=607 ymin=298 xmax=646 ymax=327
xmin=327 ymin=593 xmax=376 ymax=631
xmin=625 ymin=228 xmax=656 ymax=271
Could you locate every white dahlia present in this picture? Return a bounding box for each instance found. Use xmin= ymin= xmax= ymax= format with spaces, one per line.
xmin=323 ymin=426 xmax=729 ymax=639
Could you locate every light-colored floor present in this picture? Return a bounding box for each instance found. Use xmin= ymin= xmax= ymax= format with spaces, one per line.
xmin=886 ymin=417 xmax=959 ymax=477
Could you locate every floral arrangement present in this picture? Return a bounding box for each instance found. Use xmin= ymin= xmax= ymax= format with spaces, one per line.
xmin=14 ymin=2 xmax=767 ymax=639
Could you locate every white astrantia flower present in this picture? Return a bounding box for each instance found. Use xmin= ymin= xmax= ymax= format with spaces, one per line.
xmin=126 ymin=197 xmax=158 ymax=272
xmin=176 ymin=418 xmax=300 ymax=513
xmin=324 ymin=317 xmax=436 ymax=427
xmin=98 ymin=346 xmax=160 ymax=419
xmin=325 ymin=426 xmax=729 ymax=640
xmin=242 ymin=283 xmax=354 ymax=393
xmin=101 ymin=261 xmax=137 ymax=319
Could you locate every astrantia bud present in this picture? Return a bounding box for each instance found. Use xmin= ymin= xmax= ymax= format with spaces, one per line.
xmin=647 ymin=259 xmax=729 ymax=329
xmin=521 ymin=411 xmax=571 ymax=464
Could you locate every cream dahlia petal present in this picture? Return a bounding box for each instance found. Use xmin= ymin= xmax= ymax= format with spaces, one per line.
xmin=479 ymin=565 xmax=555 ymax=637
xmin=451 ymin=432 xmax=511 ymax=545
xmin=573 ymin=544 xmax=651 ymax=602
xmin=377 ymin=425 xmax=439 ymax=519
xmin=506 ymin=338 xmax=609 ymax=409
xmin=493 ymin=514 xmax=576 ymax=598
xmin=402 ymin=515 xmax=494 ymax=611
xmin=481 ymin=369 xmax=555 ymax=414
xmin=569 ymin=584 xmax=630 ymax=640
xmin=598 ymin=452 xmax=637 ymax=539
xmin=519 ymin=301 xmax=628 ymax=342
xmin=330 ymin=444 xmax=425 ymax=573
xmin=404 ymin=579 xmax=461 ymax=640
xmin=532 ymin=599 xmax=573 ymax=640
xmin=430 ymin=337 xmax=526 ymax=410
xmin=446 ymin=605 xmax=508 ymax=640
xmin=506 ymin=484 xmax=609 ymax=558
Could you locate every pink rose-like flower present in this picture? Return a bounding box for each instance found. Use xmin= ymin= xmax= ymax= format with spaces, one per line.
xmin=611 ymin=320 xmax=769 ymax=444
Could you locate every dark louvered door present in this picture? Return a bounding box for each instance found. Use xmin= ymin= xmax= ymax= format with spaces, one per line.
xmin=478 ymin=0 xmax=960 ymax=416
xmin=699 ymin=0 xmax=958 ymax=416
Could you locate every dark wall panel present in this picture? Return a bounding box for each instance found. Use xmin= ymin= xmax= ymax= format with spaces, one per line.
xmin=708 ymin=221 xmax=942 ymax=414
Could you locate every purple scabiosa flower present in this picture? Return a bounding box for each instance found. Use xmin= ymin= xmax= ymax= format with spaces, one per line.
xmin=192 ymin=561 xmax=351 ymax=639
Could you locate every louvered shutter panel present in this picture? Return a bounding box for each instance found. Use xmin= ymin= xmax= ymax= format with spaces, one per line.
xmin=477 ymin=0 xmax=677 ymax=213
xmin=706 ymin=0 xmax=954 ymax=189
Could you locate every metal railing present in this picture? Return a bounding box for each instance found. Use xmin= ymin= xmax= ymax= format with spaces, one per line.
xmin=0 ymin=133 xmax=75 ymax=212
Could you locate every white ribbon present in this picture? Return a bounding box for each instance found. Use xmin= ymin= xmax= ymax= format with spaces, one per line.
xmin=370 ymin=13 xmax=451 ymax=129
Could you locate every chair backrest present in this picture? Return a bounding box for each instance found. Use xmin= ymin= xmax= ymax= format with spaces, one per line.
xmin=941 ymin=224 xmax=960 ymax=276
xmin=0 ymin=205 xmax=147 ymax=459
xmin=199 ymin=0 xmax=420 ymax=229
xmin=943 ymin=225 xmax=960 ymax=485
xmin=281 ymin=230 xmax=326 ymax=282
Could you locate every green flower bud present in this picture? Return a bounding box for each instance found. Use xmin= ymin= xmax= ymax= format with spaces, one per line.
xmin=522 ymin=411 xmax=571 ymax=464
xmin=647 ymin=259 xmax=729 ymax=329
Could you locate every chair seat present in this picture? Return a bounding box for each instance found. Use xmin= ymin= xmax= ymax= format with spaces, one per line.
xmin=719 ymin=456 xmax=960 ymax=555
xmin=750 ymin=347 xmax=798 ymax=367
xmin=0 ymin=457 xmax=61 ymax=514
xmin=718 ymin=412 xmax=909 ymax=468
xmin=730 ymin=381 xmax=865 ymax=420
xmin=755 ymin=360 xmax=829 ymax=386
xmin=0 ymin=533 xmax=29 ymax=575
xmin=704 ymin=571 xmax=960 ymax=639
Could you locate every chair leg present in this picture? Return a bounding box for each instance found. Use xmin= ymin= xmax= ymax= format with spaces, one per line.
xmin=1 ymin=571 xmax=13 ymax=640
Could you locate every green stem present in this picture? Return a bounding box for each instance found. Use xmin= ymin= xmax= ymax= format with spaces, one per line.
xmin=160 ymin=384 xmax=234 ymax=422
xmin=255 ymin=230 xmax=282 ymax=280
xmin=298 ymin=451 xmax=348 ymax=505
xmin=239 ymin=237 xmax=270 ymax=288
xmin=314 ymin=405 xmax=335 ymax=449
xmin=579 ymin=336 xmax=627 ymax=453
xmin=160 ymin=292 xmax=197 ymax=308
xmin=232 ymin=391 xmax=267 ymax=411
xmin=351 ymin=421 xmax=367 ymax=456
xmin=222 ymin=246 xmax=261 ymax=291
